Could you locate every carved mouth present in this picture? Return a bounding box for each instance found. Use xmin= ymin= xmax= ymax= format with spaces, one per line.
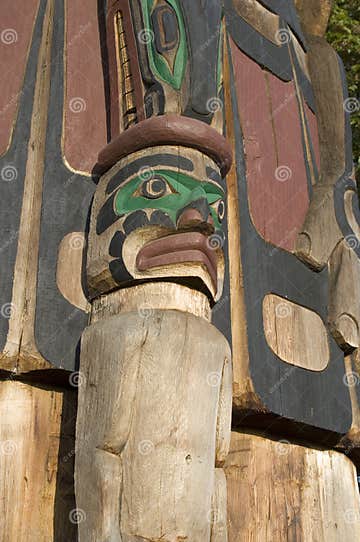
xmin=136 ymin=232 xmax=219 ymax=290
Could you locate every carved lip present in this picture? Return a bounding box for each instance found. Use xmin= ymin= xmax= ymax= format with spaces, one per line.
xmin=136 ymin=232 xmax=218 ymax=290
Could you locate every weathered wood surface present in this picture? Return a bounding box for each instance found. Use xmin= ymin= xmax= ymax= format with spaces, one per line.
xmin=329 ymin=240 xmax=360 ymax=351
xmin=2 ymin=0 xmax=54 ymax=373
xmin=225 ymin=431 xmax=360 ymax=542
xmin=294 ymin=0 xmax=333 ymax=36
xmin=263 ymin=293 xmax=329 ymax=371
xmin=0 ymin=380 xmax=77 ymax=542
xmin=91 ymin=282 xmax=211 ymax=323
xmin=56 ymin=232 xmax=90 ymax=313
xmin=76 ymin=305 xmax=232 ymax=541
xmin=295 ymin=35 xmax=346 ymax=269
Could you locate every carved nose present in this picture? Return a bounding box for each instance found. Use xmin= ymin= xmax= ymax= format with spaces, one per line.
xmin=177 ymin=206 xmax=214 ymax=231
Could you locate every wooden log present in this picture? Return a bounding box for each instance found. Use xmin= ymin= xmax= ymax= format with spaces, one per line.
xmin=0 ymin=380 xmax=77 ymax=542
xmin=225 ymin=431 xmax=360 ymax=542
xmin=76 ymin=286 xmax=232 ymax=542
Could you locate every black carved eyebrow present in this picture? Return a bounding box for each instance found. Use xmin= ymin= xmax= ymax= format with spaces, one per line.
xmin=206 ymin=166 xmax=222 ymax=184
xmin=106 ymin=154 xmax=194 ymax=194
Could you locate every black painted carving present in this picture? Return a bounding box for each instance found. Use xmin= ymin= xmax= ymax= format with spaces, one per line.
xmin=35 ymin=0 xmax=94 ymax=371
xmin=106 ymin=154 xmax=194 ymax=194
xmin=152 ymin=4 xmax=179 ymax=53
xmin=179 ymin=0 xmax=222 ymax=120
xmin=224 ymin=34 xmax=352 ymax=437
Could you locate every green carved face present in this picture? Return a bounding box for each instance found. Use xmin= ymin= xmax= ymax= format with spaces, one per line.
xmin=114 ymin=170 xmax=225 ymax=231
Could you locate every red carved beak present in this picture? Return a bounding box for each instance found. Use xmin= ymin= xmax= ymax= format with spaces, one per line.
xmin=177 ymin=208 xmax=214 ymax=232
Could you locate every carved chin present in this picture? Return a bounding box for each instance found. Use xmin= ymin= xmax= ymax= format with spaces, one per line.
xmin=122 ymin=227 xmax=225 ymax=301
xmin=136 ymin=232 xmax=218 ymax=291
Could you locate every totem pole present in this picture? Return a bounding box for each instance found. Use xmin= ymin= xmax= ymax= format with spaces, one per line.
xmin=75 ymin=1 xmax=232 ymax=541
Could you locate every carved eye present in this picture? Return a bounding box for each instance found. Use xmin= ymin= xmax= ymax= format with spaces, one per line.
xmin=213 ymin=200 xmax=225 ymax=222
xmin=140 ymin=176 xmax=172 ymax=199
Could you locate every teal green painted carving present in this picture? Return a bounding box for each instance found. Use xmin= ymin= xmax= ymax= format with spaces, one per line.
xmin=141 ymin=0 xmax=188 ymax=90
xmin=114 ymin=170 xmax=224 ymax=230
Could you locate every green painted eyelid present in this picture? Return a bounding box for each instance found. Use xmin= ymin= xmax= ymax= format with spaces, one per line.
xmin=155 ymin=170 xmax=224 ymax=195
xmin=114 ymin=170 xmax=224 ymax=229
xmin=115 ymin=170 xmax=224 ymax=197
xmin=141 ymin=0 xmax=188 ymax=90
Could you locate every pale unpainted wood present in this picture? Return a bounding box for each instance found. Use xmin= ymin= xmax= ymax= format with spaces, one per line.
xmin=211 ymin=468 xmax=228 ymax=542
xmin=329 ymin=240 xmax=360 ymax=350
xmin=56 ymin=232 xmax=90 ymax=312
xmin=0 ymin=381 xmax=77 ymax=542
xmin=76 ymin=309 xmax=232 ymax=541
xmin=91 ymin=282 xmax=211 ymax=323
xmin=223 ymin=37 xmax=259 ymax=412
xmin=215 ymin=355 xmax=232 ymax=468
xmin=263 ymin=293 xmax=330 ymax=371
xmin=225 ymin=431 xmax=360 ymax=542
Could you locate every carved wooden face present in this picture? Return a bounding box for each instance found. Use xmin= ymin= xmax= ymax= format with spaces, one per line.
xmin=88 ymin=146 xmax=226 ymax=301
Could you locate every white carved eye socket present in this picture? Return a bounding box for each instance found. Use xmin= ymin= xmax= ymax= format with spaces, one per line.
xmin=212 ymin=199 xmax=226 ymax=222
xmin=140 ymin=177 xmax=172 ymax=199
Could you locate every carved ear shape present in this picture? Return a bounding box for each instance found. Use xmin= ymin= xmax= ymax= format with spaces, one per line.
xmin=293 ymin=0 xmax=333 ymax=36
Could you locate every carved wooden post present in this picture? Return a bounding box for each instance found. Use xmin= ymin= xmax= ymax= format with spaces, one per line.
xmin=75 ymin=2 xmax=233 ymax=540
xmin=0 ymin=0 xmax=106 ymax=539
xmin=222 ymin=0 xmax=360 ymax=539
xmin=74 ymin=1 xmax=360 ymax=540
xmin=4 ymin=0 xmax=360 ymax=540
